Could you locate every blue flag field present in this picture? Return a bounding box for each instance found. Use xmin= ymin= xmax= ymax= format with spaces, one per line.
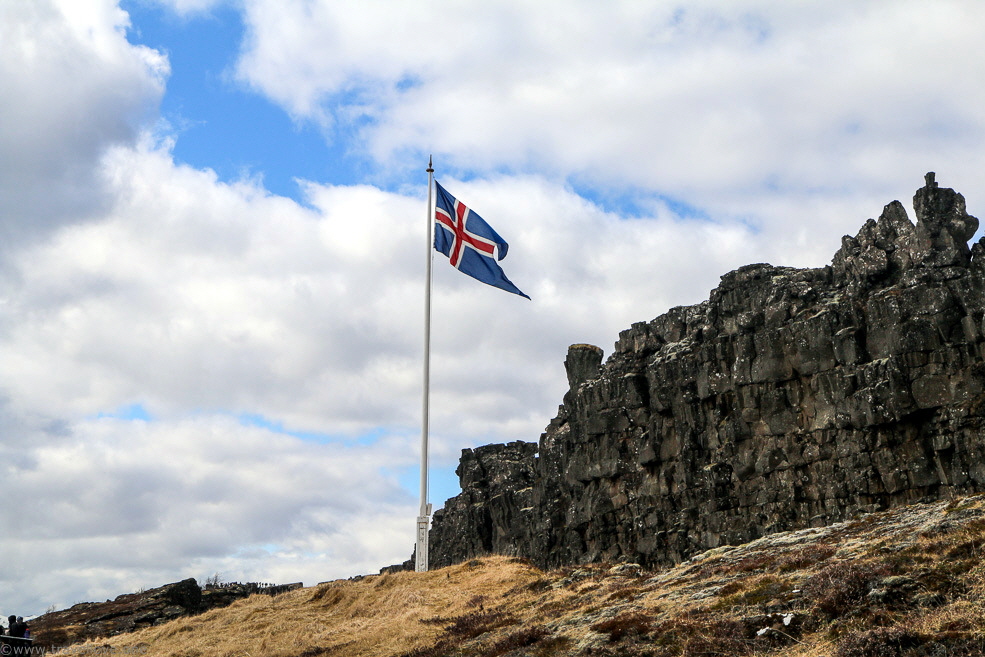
xmin=433 ymin=182 xmax=530 ymax=299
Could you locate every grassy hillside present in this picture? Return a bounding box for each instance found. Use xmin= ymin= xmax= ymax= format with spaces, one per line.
xmin=55 ymin=496 xmax=985 ymax=657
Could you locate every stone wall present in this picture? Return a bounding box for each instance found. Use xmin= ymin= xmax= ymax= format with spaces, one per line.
xmin=429 ymin=173 xmax=985 ymax=570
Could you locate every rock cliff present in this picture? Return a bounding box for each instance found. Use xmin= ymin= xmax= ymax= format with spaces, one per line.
xmin=429 ymin=173 xmax=985 ymax=570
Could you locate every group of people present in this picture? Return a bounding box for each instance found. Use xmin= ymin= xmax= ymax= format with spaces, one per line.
xmin=3 ymin=615 xmax=28 ymax=639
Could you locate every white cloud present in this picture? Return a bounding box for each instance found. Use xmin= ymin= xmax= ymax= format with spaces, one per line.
xmin=234 ymin=0 xmax=985 ymax=229
xmin=0 ymin=0 xmax=167 ymax=252
xmin=4 ymin=0 xmax=985 ymax=620
xmin=4 ymin=138 xmax=764 ymax=440
xmin=0 ymin=414 xmax=417 ymax=612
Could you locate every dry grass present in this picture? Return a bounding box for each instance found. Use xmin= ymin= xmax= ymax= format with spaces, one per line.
xmin=49 ymin=496 xmax=985 ymax=657
xmin=56 ymin=557 xmax=548 ymax=657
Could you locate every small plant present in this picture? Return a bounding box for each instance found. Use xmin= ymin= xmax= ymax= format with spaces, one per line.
xmin=835 ymin=626 xmax=923 ymax=657
xmin=526 ymin=578 xmax=553 ymax=594
xmin=531 ymin=635 xmax=574 ymax=657
xmin=945 ymin=498 xmax=976 ymax=514
xmin=711 ymin=574 xmax=794 ymax=611
xmin=716 ymin=580 xmax=746 ymax=597
xmin=503 ymin=577 xmax=551 ymax=597
xmin=534 ymin=594 xmax=582 ymax=619
xmin=506 ymin=556 xmax=534 ymax=566
xmin=591 ymin=612 xmax=653 ymax=642
xmin=802 ymin=560 xmax=892 ymax=618
xmin=651 ymin=614 xmax=754 ymax=656
xmin=480 ymin=625 xmax=550 ymax=657
xmin=775 ymin=543 xmax=838 ymax=571
xmin=607 ymin=586 xmax=640 ymax=601
xmin=407 ymin=610 xmax=520 ymax=657
xmin=465 ymin=594 xmax=487 ymax=609
xmin=421 ymin=609 xmax=519 ymax=640
xmin=398 ymin=642 xmax=451 ymax=657
xmin=920 ymin=636 xmax=985 ymax=656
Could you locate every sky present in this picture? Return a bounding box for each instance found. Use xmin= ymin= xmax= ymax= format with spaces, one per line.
xmin=2 ymin=0 xmax=985 ymax=617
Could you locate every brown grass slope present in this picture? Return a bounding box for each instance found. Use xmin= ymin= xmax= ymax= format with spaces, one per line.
xmin=55 ymin=495 xmax=985 ymax=657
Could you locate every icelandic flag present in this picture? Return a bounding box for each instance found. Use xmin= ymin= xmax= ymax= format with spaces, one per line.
xmin=434 ymin=181 xmax=530 ymax=299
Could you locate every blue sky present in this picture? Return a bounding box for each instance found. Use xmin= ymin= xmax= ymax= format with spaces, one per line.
xmin=123 ymin=2 xmax=353 ymax=200
xmin=2 ymin=0 xmax=985 ymax=617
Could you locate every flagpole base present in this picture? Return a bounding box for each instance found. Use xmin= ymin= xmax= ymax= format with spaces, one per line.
xmin=415 ymin=514 xmax=430 ymax=572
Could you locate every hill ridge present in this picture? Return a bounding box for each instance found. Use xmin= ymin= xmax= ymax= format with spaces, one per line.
xmin=61 ymin=493 xmax=985 ymax=656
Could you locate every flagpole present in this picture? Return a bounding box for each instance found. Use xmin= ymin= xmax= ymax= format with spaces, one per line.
xmin=416 ymin=156 xmax=434 ymax=572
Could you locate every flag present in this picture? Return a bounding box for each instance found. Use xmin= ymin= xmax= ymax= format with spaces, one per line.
xmin=433 ymin=181 xmax=530 ymax=299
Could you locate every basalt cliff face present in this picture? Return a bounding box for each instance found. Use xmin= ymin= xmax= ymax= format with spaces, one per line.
xmin=428 ymin=173 xmax=985 ymax=570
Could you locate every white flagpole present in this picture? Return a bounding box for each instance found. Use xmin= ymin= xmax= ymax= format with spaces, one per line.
xmin=416 ymin=156 xmax=434 ymax=572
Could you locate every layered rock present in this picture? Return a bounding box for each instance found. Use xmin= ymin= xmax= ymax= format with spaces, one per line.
xmin=429 ymin=173 xmax=985 ymax=570
xmin=428 ymin=441 xmax=538 ymax=569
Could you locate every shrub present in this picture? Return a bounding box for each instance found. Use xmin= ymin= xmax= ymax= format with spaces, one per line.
xmin=506 ymin=556 xmax=534 ymax=566
xmin=397 ymin=641 xmax=451 ymax=657
xmin=505 ymin=578 xmax=552 ymax=597
xmin=531 ymin=635 xmax=575 ymax=657
xmin=651 ymin=615 xmax=754 ymax=656
xmin=480 ymin=625 xmax=551 ymax=657
xmin=919 ymin=636 xmax=985 ymax=656
xmin=607 ymin=584 xmax=642 ymax=602
xmin=835 ymin=626 xmax=923 ymax=657
xmin=802 ymin=561 xmax=892 ymax=618
xmin=775 ymin=543 xmax=838 ymax=571
xmin=420 ymin=610 xmax=519 ymax=640
xmin=465 ymin=595 xmax=487 ymax=609
xmin=711 ymin=575 xmax=794 ymax=611
xmin=591 ymin=612 xmax=653 ymax=642
xmin=404 ymin=609 xmax=522 ymax=657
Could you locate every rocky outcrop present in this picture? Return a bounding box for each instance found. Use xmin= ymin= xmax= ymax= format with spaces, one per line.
xmin=429 ymin=173 xmax=985 ymax=570
xmin=429 ymin=441 xmax=539 ymax=569
xmin=30 ymin=578 xmax=302 ymax=649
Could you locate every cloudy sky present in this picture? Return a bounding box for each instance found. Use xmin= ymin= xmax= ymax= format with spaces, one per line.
xmin=2 ymin=0 xmax=985 ymax=616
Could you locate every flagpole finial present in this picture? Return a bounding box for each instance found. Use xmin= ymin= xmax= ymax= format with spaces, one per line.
xmin=427 ymin=155 xmax=433 ymax=173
